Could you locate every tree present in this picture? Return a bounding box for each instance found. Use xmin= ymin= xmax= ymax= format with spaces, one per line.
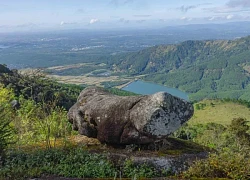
xmin=228 ymin=117 xmax=250 ymax=151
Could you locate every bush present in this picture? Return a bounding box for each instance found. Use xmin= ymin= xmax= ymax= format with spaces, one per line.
xmin=183 ymin=150 xmax=250 ymax=179
xmin=12 ymin=96 xmax=72 ymax=148
xmin=0 ymin=86 xmax=15 ymax=164
xmin=182 ymin=118 xmax=250 ymax=179
xmin=0 ymin=147 xmax=116 ymax=179
xmin=122 ymin=159 xmax=157 ymax=178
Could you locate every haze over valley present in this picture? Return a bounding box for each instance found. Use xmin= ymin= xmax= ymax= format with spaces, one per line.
xmin=1 ymin=21 xmax=250 ymax=69
xmin=1 ymin=21 xmax=250 ymax=101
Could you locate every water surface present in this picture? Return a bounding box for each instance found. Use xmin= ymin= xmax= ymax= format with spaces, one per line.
xmin=122 ymin=80 xmax=189 ymax=100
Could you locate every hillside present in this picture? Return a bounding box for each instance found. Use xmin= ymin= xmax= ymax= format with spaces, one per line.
xmin=1 ymin=64 xmax=250 ymax=179
xmin=110 ymin=36 xmax=250 ymax=101
xmin=0 ymin=65 xmax=136 ymax=109
xmin=189 ymin=99 xmax=250 ymax=125
xmin=0 ymin=64 xmax=12 ymax=74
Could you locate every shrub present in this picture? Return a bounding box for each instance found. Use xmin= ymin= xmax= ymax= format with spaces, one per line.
xmin=122 ymin=159 xmax=157 ymax=178
xmin=182 ymin=118 xmax=250 ymax=179
xmin=183 ymin=150 xmax=250 ymax=179
xmin=0 ymin=86 xmax=15 ymax=164
xmin=0 ymin=147 xmax=116 ymax=179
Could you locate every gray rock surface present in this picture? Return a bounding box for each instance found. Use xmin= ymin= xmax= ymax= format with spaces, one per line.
xmin=68 ymin=87 xmax=194 ymax=144
xmin=106 ymin=151 xmax=208 ymax=175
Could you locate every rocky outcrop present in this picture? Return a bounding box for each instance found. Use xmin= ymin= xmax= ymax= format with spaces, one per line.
xmin=68 ymin=87 xmax=193 ymax=144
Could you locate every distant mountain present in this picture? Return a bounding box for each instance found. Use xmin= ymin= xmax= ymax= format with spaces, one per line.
xmin=110 ymin=36 xmax=250 ymax=100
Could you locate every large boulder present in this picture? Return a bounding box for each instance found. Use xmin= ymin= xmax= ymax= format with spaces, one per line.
xmin=68 ymin=87 xmax=193 ymax=145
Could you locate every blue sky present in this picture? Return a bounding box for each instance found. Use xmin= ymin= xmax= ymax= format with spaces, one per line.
xmin=1 ymin=0 xmax=250 ymax=31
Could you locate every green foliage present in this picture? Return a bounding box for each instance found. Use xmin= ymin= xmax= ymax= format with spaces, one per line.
xmin=108 ymin=88 xmax=138 ymax=96
xmin=12 ymin=96 xmax=72 ymax=148
xmin=0 ymin=147 xmax=116 ymax=179
xmin=0 ymin=67 xmax=84 ymax=110
xmin=101 ymin=80 xmax=130 ymax=88
xmin=183 ymin=151 xmax=250 ymax=179
xmin=0 ymin=147 xmax=163 ymax=179
xmin=122 ymin=159 xmax=158 ymax=178
xmin=179 ymin=118 xmax=250 ymax=179
xmin=228 ymin=118 xmax=250 ymax=150
xmin=0 ymin=64 xmax=11 ymax=74
xmin=0 ymin=86 xmax=15 ymax=162
xmin=194 ymin=103 xmax=206 ymax=110
xmin=222 ymin=98 xmax=250 ymax=108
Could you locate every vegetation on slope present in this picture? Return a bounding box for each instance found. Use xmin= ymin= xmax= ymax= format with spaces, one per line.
xmin=0 ymin=67 xmax=84 ymax=110
xmin=174 ymin=100 xmax=250 ymax=179
xmin=110 ymin=36 xmax=250 ymax=101
xmin=190 ymin=99 xmax=250 ymax=125
xmin=1 ymin=65 xmax=250 ymax=179
xmin=175 ymin=118 xmax=250 ymax=179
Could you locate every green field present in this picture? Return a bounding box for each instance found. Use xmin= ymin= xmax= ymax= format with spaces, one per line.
xmin=190 ymin=99 xmax=250 ymax=125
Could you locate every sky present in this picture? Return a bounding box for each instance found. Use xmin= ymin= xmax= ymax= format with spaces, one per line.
xmin=1 ymin=0 xmax=250 ymax=32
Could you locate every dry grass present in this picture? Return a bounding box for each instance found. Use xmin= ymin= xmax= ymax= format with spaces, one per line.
xmin=47 ymin=74 xmax=124 ymax=86
xmin=46 ymin=63 xmax=92 ymax=71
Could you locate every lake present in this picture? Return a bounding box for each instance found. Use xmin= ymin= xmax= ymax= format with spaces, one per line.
xmin=122 ymin=80 xmax=189 ymax=100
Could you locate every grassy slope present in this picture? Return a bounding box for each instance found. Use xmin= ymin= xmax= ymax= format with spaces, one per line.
xmin=189 ymin=99 xmax=250 ymax=125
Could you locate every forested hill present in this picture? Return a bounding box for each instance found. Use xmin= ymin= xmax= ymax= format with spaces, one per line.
xmin=110 ymin=36 xmax=250 ymax=100
xmin=0 ymin=64 xmax=12 ymax=74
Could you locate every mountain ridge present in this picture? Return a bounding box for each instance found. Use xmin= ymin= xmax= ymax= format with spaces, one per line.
xmin=110 ymin=35 xmax=250 ymax=100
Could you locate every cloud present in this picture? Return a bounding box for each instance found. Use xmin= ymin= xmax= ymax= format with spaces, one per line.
xmin=89 ymin=19 xmax=99 ymax=24
xmin=119 ymin=18 xmax=130 ymax=23
xmin=179 ymin=5 xmax=198 ymax=13
xmin=136 ymin=19 xmax=146 ymax=23
xmin=109 ymin=0 xmax=135 ymax=6
xmin=227 ymin=0 xmax=250 ymax=8
xmin=133 ymin=14 xmax=151 ymax=17
xmin=226 ymin=14 xmax=234 ymax=19
xmin=180 ymin=17 xmax=193 ymax=21
xmin=205 ymin=0 xmax=250 ymax=14
xmin=205 ymin=14 xmax=242 ymax=21
xmin=110 ymin=16 xmax=120 ymax=19
xmin=16 ymin=23 xmax=37 ymax=28
xmin=204 ymin=6 xmax=250 ymax=13
xmin=208 ymin=16 xmax=216 ymax=21
xmin=60 ymin=21 xmax=77 ymax=26
xmin=124 ymin=0 xmax=135 ymax=4
xmin=177 ymin=3 xmax=212 ymax=13
xmin=76 ymin=9 xmax=85 ymax=13
xmin=159 ymin=19 xmax=166 ymax=22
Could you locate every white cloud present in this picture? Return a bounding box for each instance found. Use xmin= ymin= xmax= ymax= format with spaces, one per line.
xmin=204 ymin=0 xmax=250 ymax=14
xmin=180 ymin=17 xmax=192 ymax=21
xmin=226 ymin=14 xmax=234 ymax=19
xmin=60 ymin=21 xmax=77 ymax=26
xmin=90 ymin=19 xmax=99 ymax=24
xmin=180 ymin=16 xmax=187 ymax=20
xmin=209 ymin=16 xmax=216 ymax=21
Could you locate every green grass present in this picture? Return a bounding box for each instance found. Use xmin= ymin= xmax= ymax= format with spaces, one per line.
xmin=189 ymin=100 xmax=250 ymax=125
